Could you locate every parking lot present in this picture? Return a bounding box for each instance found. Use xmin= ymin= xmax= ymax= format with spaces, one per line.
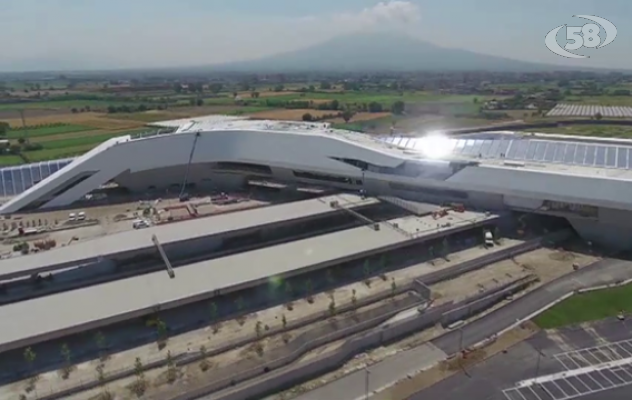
xmin=504 ymin=338 xmax=632 ymax=400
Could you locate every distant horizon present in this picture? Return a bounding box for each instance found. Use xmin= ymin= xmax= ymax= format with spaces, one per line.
xmin=0 ymin=33 xmax=625 ymax=76
xmin=2 ymin=0 xmax=630 ymax=73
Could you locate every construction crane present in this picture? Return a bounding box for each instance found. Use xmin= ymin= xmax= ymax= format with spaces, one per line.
xmin=178 ymin=131 xmax=201 ymax=202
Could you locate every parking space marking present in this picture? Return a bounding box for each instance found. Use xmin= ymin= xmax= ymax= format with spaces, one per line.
xmin=505 ymin=338 xmax=632 ymax=400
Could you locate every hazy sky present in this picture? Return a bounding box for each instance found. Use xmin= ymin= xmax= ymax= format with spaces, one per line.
xmin=1 ymin=0 xmax=630 ymax=71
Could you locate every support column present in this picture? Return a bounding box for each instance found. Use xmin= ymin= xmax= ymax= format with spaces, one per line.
xmin=152 ymin=234 xmax=175 ymax=279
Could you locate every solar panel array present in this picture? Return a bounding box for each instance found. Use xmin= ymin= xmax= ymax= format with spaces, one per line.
xmin=381 ymin=136 xmax=632 ymax=170
xmin=0 ymin=158 xmax=75 ymax=197
xmin=547 ymin=104 xmax=632 ymax=118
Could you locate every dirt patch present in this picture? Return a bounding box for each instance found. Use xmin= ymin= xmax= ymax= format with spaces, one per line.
xmin=375 ymin=324 xmax=540 ymax=400
xmin=248 ymin=109 xmax=335 ymax=120
xmin=1 ymin=112 xmax=145 ymax=130
xmin=0 ymin=108 xmax=72 ymax=121
xmin=548 ymin=250 xmax=576 ymax=262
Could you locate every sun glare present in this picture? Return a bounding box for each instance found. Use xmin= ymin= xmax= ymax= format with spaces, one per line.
xmin=419 ymin=134 xmax=453 ymax=159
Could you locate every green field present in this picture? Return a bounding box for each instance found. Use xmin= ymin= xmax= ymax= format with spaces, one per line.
xmin=23 ymin=128 xmax=148 ymax=161
xmin=0 ymin=99 xmax=141 ymax=111
xmin=534 ymin=124 xmax=632 ymax=138
xmin=0 ymin=155 xmax=25 ymax=167
xmin=534 ymin=284 xmax=632 ymax=329
xmin=6 ymin=124 xmax=95 ymax=139
xmin=24 ymin=145 xmax=97 ymax=162
xmin=201 ymin=92 xmax=486 ymax=107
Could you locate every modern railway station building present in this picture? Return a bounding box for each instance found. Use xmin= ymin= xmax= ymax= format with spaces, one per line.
xmin=2 ymin=116 xmax=632 ymax=247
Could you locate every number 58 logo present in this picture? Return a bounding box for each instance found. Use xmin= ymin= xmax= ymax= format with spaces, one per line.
xmin=545 ymin=15 xmax=617 ymax=58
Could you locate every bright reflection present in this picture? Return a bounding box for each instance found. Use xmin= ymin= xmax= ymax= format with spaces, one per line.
xmin=419 ymin=134 xmax=453 ymax=159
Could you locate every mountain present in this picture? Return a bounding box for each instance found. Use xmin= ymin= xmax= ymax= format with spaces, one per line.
xmin=214 ymin=32 xmax=573 ymax=73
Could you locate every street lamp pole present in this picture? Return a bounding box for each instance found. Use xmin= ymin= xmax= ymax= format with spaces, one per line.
xmin=365 ymin=367 xmax=370 ymax=400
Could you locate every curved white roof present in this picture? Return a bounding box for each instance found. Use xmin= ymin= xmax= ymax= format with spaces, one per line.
xmin=3 ymin=116 xmax=632 ymax=215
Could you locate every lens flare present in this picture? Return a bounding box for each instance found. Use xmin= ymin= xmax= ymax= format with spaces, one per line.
xmin=419 ymin=134 xmax=452 ymax=159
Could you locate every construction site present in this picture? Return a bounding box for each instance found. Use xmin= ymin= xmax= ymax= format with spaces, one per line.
xmin=0 ymin=180 xmax=594 ymax=400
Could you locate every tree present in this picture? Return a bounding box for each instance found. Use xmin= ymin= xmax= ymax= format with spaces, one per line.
xmin=328 ymin=298 xmax=336 ymax=317
xmin=23 ymin=346 xmax=38 ymax=392
xmin=95 ymin=331 xmax=107 ymax=361
xmin=131 ymin=357 xmax=147 ymax=395
xmin=166 ymin=350 xmax=178 ymax=383
xmin=281 ymin=314 xmax=287 ymax=329
xmin=173 ymin=83 xmax=182 ymax=93
xmin=331 ymin=99 xmax=339 ymax=110
xmin=199 ymin=345 xmax=210 ymax=371
xmin=594 ymin=112 xmax=603 ymax=120
xmin=351 ymin=289 xmax=357 ymax=308
xmin=255 ymin=321 xmax=263 ymax=339
xmin=341 ymin=110 xmax=354 ymax=123
xmin=60 ymin=343 xmax=72 ymax=378
xmin=209 ymin=83 xmax=223 ymax=94
xmin=302 ymin=113 xmax=313 ymax=122
xmin=391 ymin=100 xmax=405 ymax=115
xmin=0 ymin=121 xmax=8 ymax=137
xmin=71 ymin=108 xmax=78 ymax=113
xmin=391 ymin=278 xmax=397 ymax=297
xmin=368 ymin=102 xmax=383 ymax=113
xmin=319 ymin=81 xmax=332 ymax=90
xmin=196 ymin=98 xmax=204 ymax=106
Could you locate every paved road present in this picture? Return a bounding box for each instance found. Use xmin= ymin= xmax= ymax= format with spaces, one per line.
xmin=291 ymin=258 xmax=632 ymax=400
xmin=431 ymin=258 xmax=632 ymax=355
xmin=289 ymin=344 xmax=447 ymax=400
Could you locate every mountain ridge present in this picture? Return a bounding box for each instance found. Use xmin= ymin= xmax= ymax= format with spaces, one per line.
xmin=211 ymin=31 xmax=589 ymax=73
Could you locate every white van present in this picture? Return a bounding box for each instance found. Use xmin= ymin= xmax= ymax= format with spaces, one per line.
xmin=68 ymin=213 xmax=76 ymax=221
xmin=77 ymin=212 xmax=86 ymax=221
xmin=484 ymin=230 xmax=494 ymax=247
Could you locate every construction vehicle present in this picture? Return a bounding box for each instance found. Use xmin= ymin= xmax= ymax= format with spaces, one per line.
xmin=432 ymin=203 xmax=466 ymax=219
xmin=179 ymin=132 xmax=201 ymax=202
xmin=484 ymin=230 xmax=494 ymax=247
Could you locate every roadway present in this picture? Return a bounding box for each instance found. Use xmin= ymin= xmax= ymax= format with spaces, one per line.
xmin=289 ymin=258 xmax=632 ymax=400
xmin=0 ymin=210 xmax=496 ymax=354
xmin=0 ymin=193 xmax=379 ymax=280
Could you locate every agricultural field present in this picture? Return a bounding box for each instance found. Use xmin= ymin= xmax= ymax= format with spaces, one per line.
xmin=533 ymin=124 xmax=632 ymax=138
xmin=564 ymin=95 xmax=632 ymax=107
xmin=0 ymin=123 xmax=149 ymax=166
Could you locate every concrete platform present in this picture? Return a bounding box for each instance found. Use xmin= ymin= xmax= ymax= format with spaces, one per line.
xmin=0 ymin=193 xmax=379 ymax=281
xmin=0 ymin=211 xmax=498 ymax=353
